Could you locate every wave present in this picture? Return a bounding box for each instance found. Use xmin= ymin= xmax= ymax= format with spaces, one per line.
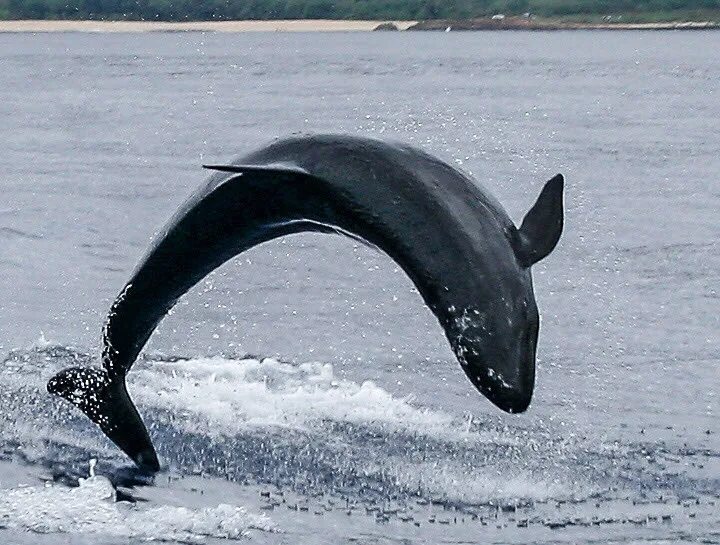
xmin=1 ymin=344 xmax=716 ymax=513
xmin=0 ymin=467 xmax=274 ymax=541
xmin=133 ymin=356 xmax=454 ymax=433
xmin=0 ymin=226 xmax=43 ymax=240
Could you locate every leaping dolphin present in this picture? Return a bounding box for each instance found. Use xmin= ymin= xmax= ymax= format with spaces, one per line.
xmin=48 ymin=134 xmax=564 ymax=471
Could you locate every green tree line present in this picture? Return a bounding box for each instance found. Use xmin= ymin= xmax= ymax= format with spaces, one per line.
xmin=0 ymin=0 xmax=718 ymax=21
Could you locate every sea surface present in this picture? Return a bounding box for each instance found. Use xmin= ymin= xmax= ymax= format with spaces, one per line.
xmin=0 ymin=30 xmax=718 ymax=544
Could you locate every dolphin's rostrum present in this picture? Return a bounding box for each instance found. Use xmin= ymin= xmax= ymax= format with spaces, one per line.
xmin=48 ymin=134 xmax=564 ymax=471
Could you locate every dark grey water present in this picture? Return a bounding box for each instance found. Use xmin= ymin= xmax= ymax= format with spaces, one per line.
xmin=0 ymin=31 xmax=718 ymax=543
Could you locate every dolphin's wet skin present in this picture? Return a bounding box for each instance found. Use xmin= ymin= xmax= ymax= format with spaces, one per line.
xmin=48 ymin=134 xmax=565 ymax=470
xmin=1 ymin=31 xmax=718 ymax=544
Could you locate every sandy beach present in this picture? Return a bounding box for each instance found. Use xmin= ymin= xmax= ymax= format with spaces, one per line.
xmin=1 ymin=18 xmax=717 ymax=33
xmin=0 ymin=19 xmax=417 ymax=33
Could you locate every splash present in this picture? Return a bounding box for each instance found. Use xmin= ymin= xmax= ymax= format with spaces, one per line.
xmin=4 ymin=346 xmax=705 ymax=511
xmin=131 ymin=356 xmax=454 ymax=434
xmin=0 ymin=471 xmax=274 ymax=541
xmin=127 ymin=356 xmax=582 ymax=504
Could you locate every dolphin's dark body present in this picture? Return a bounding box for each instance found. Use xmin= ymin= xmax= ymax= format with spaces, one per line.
xmin=48 ymin=134 xmax=564 ymax=471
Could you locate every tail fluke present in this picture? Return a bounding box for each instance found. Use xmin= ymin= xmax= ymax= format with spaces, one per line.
xmin=47 ymin=367 xmax=160 ymax=472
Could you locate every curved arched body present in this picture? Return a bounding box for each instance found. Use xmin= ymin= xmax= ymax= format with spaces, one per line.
xmin=48 ymin=134 xmax=564 ymax=471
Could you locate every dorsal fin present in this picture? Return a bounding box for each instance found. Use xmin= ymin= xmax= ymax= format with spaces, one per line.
xmin=202 ymin=163 xmax=309 ymax=176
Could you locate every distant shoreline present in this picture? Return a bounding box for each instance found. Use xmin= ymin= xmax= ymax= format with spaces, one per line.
xmin=0 ymin=18 xmax=717 ymax=33
xmin=0 ymin=19 xmax=416 ymax=33
xmin=409 ymin=17 xmax=718 ymax=31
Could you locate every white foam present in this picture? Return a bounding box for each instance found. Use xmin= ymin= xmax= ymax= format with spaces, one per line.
xmin=131 ymin=356 xmax=455 ymax=434
xmin=0 ymin=474 xmax=274 ymax=541
xmin=380 ymin=458 xmax=570 ymax=503
xmin=126 ymin=357 xmax=583 ymax=504
xmin=1 ymin=350 xmax=590 ymax=507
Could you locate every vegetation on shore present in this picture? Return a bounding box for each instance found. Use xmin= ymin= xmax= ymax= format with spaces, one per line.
xmin=0 ymin=0 xmax=718 ymax=23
